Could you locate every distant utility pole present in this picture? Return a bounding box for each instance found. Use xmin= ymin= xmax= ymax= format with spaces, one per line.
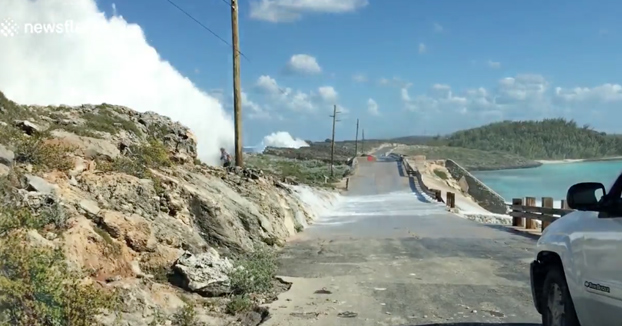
xmin=231 ymin=0 xmax=243 ymax=167
xmin=354 ymin=118 xmax=359 ymax=157
xmin=329 ymin=104 xmax=341 ymax=177
xmin=361 ymin=129 xmax=365 ymax=154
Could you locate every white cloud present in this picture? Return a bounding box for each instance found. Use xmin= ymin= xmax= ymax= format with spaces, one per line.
xmin=254 ymin=75 xmax=339 ymax=113
xmin=399 ymin=74 xmax=622 ymax=132
xmin=367 ymin=98 xmax=379 ymax=115
xmin=262 ymin=131 xmax=309 ymax=148
xmin=241 ymin=91 xmax=281 ymax=120
xmin=379 ymin=77 xmax=409 ymax=88
xmin=434 ymin=23 xmax=443 ymax=33
xmin=256 ymin=75 xmax=283 ymax=94
xmin=352 ymin=73 xmax=367 ymax=82
xmin=250 ymin=0 xmax=369 ymax=23
xmin=0 ymin=0 xmax=233 ymax=165
xmin=318 ymin=86 xmax=338 ymax=103
xmin=283 ymin=54 xmax=322 ymax=75
xmin=554 ymin=84 xmax=622 ymax=103
xmin=419 ymin=43 xmax=427 ymax=54
xmin=488 ymin=60 xmax=501 ymax=69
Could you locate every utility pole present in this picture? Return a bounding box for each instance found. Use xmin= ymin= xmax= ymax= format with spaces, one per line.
xmin=231 ymin=0 xmax=243 ymax=167
xmin=361 ymin=129 xmax=365 ymax=154
xmin=354 ymin=118 xmax=359 ymax=157
xmin=329 ymin=105 xmax=341 ymax=177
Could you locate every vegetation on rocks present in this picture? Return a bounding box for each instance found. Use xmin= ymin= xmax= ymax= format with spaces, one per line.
xmin=0 ymin=90 xmax=338 ymax=326
xmin=226 ymin=249 xmax=278 ymax=315
xmin=245 ymin=154 xmax=349 ymax=187
xmin=0 ymin=175 xmax=119 ymax=326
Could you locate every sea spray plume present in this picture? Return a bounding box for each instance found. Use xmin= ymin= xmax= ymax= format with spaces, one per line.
xmin=262 ymin=131 xmax=309 ymax=149
xmin=0 ymin=0 xmax=234 ymax=165
xmin=243 ymin=131 xmax=310 ymax=153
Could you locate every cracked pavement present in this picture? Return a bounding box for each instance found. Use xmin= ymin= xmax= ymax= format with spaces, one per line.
xmin=263 ymin=156 xmax=542 ymax=326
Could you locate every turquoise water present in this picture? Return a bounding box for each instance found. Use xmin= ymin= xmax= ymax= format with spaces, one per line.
xmin=472 ymin=160 xmax=622 ymax=204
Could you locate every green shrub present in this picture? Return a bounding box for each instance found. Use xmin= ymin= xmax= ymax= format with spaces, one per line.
xmin=225 ymin=295 xmax=252 ymax=315
xmin=12 ymin=133 xmax=74 ymax=172
xmin=229 ymin=249 xmax=277 ymax=295
xmin=98 ymin=138 xmax=171 ymax=179
xmin=171 ymin=302 xmax=201 ymax=326
xmin=433 ymin=169 xmax=448 ymax=180
xmin=83 ymin=107 xmax=141 ymax=136
xmin=0 ymin=186 xmax=67 ymax=235
xmin=0 ymin=234 xmax=118 ymax=325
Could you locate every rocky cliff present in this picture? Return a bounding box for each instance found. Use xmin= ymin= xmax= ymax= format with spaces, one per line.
xmin=0 ymin=91 xmax=340 ymax=326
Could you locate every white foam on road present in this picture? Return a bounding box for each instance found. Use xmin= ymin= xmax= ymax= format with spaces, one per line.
xmin=289 ymin=185 xmax=343 ymax=220
xmin=315 ymin=191 xmax=447 ymax=226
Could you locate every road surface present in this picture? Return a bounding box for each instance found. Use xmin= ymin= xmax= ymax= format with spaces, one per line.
xmin=263 ymin=156 xmax=541 ymax=326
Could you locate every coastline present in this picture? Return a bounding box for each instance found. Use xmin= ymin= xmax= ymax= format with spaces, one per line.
xmin=537 ymin=156 xmax=622 ymax=164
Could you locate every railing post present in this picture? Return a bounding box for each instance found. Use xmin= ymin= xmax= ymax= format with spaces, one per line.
xmin=446 ymin=192 xmax=455 ymax=209
xmin=512 ymin=198 xmax=523 ymax=227
xmin=541 ymin=197 xmax=554 ymax=231
xmin=525 ymin=197 xmax=537 ymax=229
xmin=346 ymin=178 xmax=349 ymax=191
xmin=561 ymin=200 xmax=570 ymax=216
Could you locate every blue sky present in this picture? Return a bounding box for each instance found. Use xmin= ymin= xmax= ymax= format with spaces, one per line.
xmin=94 ymin=0 xmax=622 ymax=144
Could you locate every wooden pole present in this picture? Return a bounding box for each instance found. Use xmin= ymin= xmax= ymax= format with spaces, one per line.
xmin=446 ymin=192 xmax=455 ymax=209
xmin=541 ymin=197 xmax=554 ymax=231
xmin=354 ymin=118 xmax=359 ymax=157
xmin=361 ymin=129 xmax=365 ymax=154
xmin=231 ymin=0 xmax=243 ymax=167
xmin=329 ymin=105 xmax=340 ymax=177
xmin=561 ymin=200 xmax=570 ymax=216
xmin=525 ymin=197 xmax=537 ymax=229
xmin=512 ymin=198 xmax=523 ymax=227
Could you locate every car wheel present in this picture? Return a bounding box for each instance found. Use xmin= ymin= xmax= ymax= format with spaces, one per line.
xmin=541 ymin=266 xmax=581 ymax=326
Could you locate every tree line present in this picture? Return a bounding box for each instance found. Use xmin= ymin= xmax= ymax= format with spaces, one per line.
xmin=440 ymin=119 xmax=622 ymax=159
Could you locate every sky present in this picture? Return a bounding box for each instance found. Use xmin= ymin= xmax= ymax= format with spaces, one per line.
xmin=2 ymin=0 xmax=622 ymax=162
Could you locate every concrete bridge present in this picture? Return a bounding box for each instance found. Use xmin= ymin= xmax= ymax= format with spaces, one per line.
xmin=264 ymin=153 xmax=541 ymax=326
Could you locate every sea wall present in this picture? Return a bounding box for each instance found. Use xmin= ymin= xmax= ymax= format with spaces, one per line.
xmin=444 ymin=159 xmax=508 ymax=214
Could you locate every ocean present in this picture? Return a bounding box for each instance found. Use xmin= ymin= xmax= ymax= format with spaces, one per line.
xmin=472 ymin=160 xmax=622 ymax=206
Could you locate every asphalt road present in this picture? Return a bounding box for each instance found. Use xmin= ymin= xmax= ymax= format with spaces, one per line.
xmin=263 ymin=157 xmax=542 ymax=326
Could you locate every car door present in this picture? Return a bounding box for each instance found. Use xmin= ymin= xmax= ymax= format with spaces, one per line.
xmin=581 ymin=175 xmax=622 ymax=325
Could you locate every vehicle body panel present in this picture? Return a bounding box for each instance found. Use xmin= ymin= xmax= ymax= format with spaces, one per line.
xmin=534 ymin=208 xmax=622 ymax=326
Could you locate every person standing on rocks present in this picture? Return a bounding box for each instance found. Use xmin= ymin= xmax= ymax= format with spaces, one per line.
xmin=220 ymin=147 xmax=232 ymax=168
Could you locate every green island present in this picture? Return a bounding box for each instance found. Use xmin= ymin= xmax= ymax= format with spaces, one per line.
xmin=275 ymin=118 xmax=622 ymax=171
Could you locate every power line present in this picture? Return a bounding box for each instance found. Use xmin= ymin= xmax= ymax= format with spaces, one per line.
xmin=164 ymin=0 xmax=249 ymax=61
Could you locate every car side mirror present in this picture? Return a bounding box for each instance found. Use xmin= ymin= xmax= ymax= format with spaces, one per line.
xmin=566 ymin=182 xmax=606 ymax=211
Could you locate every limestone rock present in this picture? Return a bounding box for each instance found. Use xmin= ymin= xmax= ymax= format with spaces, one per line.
xmin=0 ymin=164 xmax=9 ymax=177
xmin=172 ymin=250 xmax=233 ymax=297
xmin=14 ymin=119 xmax=40 ymax=135
xmin=51 ymin=130 xmax=120 ymax=160
xmin=25 ymin=174 xmax=57 ymax=194
xmin=0 ymin=144 xmax=14 ymax=166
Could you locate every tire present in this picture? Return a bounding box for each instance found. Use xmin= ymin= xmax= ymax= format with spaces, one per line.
xmin=541 ymin=266 xmax=581 ymax=326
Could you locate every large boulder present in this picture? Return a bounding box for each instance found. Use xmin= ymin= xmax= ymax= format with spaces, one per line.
xmin=171 ymin=250 xmax=233 ymax=297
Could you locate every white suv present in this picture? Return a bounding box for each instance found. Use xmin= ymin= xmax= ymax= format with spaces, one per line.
xmin=531 ymin=180 xmax=622 ymax=326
